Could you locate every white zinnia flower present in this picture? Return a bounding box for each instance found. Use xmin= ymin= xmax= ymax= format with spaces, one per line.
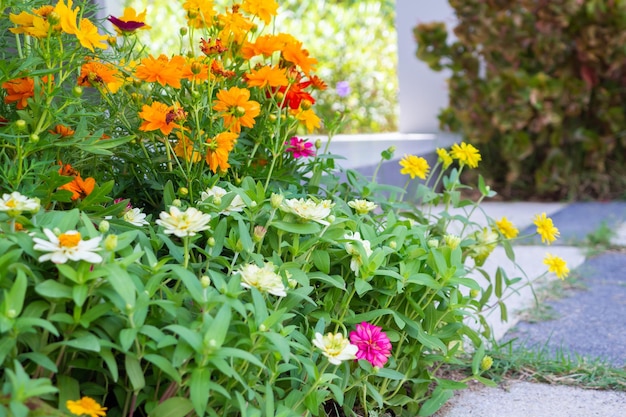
xmin=281 ymin=198 xmax=333 ymax=225
xmin=156 ymin=206 xmax=211 ymax=237
xmin=348 ymin=199 xmax=377 ymax=214
xmin=200 ymin=185 xmax=245 ymax=215
xmin=0 ymin=191 xmax=40 ymax=217
xmin=238 ymin=262 xmax=287 ymax=297
xmin=123 ymin=207 xmax=149 ymax=226
xmin=33 ymin=229 xmax=102 ymax=264
xmin=344 ymin=231 xmax=373 ymax=275
xmin=312 ymin=332 xmax=358 ymax=365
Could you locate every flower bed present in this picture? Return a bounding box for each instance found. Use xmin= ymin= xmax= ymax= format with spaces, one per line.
xmin=0 ymin=1 xmax=568 ymax=416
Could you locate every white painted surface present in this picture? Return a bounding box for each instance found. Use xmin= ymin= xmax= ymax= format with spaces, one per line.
xmin=396 ymin=0 xmax=457 ymax=133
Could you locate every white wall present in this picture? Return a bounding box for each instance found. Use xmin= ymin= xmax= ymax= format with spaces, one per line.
xmin=396 ymin=0 xmax=456 ymax=134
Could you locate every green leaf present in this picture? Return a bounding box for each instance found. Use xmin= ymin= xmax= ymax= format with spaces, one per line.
xmin=148 ymin=397 xmax=194 ymax=417
xmin=144 ymin=354 xmax=181 ymax=384
xmin=271 ymin=220 xmax=321 ymax=235
xmin=18 ymin=352 xmax=57 ymax=373
xmin=354 ymin=278 xmax=372 ymax=296
xmin=63 ymin=334 xmax=101 ymax=352
xmin=308 ymin=271 xmax=345 ymax=290
xmin=102 ymin=264 xmax=136 ymax=307
xmin=312 ymin=250 xmax=330 ymax=274
xmin=36 ymin=280 xmax=72 ymax=300
xmin=417 ymin=386 xmax=454 ymax=416
xmin=125 ymin=355 xmax=145 ymax=391
xmin=206 ymin=304 xmax=231 ymax=348
xmin=407 ymin=273 xmax=442 ymax=289
xmin=471 ymin=343 xmax=486 ymax=376
xmin=190 ymin=368 xmax=211 ymax=416
xmin=72 ymin=284 xmax=89 ymax=307
xmin=237 ymin=218 xmax=254 ymax=253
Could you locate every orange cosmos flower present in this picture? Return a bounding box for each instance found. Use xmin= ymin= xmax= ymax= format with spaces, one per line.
xmin=200 ymin=38 xmax=228 ymax=56
xmin=135 ymin=54 xmax=186 ymax=88
xmin=205 ymin=131 xmax=238 ymax=173
xmin=138 ymin=102 xmax=180 ymax=136
xmin=241 ymin=0 xmax=279 ymax=25
xmin=291 ymin=108 xmax=321 ymax=133
xmin=246 ymin=66 xmax=288 ymax=89
xmin=213 ymin=87 xmax=260 ymax=133
xmin=308 ymin=75 xmax=328 ymax=91
xmin=78 ymin=60 xmax=121 ymax=92
xmin=181 ymin=58 xmax=209 ymax=82
xmin=75 ymin=18 xmax=108 ymax=51
xmin=183 ymin=0 xmax=217 ymax=28
xmin=2 ymin=77 xmax=35 ymax=109
xmin=210 ymin=61 xmax=236 ymax=79
xmin=282 ymin=41 xmax=317 ymax=75
xmin=218 ymin=9 xmax=255 ymax=45
xmin=174 ymin=131 xmax=203 ymax=163
xmin=58 ymin=162 xmax=96 ymax=201
xmin=241 ymin=34 xmax=286 ymax=59
xmin=49 ymin=125 xmax=75 ymax=137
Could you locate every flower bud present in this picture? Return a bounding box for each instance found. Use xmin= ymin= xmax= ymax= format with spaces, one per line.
xmin=15 ymin=119 xmax=27 ymax=131
xmin=270 ymin=193 xmax=283 ymax=209
xmin=200 ymin=275 xmax=211 ymax=288
xmin=327 ymin=215 xmax=335 ymax=223
xmin=250 ymin=201 xmax=257 ymax=208
xmin=29 ymin=133 xmax=40 ymax=143
xmin=212 ymin=196 xmax=222 ymax=206
xmin=179 ymin=27 xmax=188 ymax=36
xmin=190 ymin=61 xmax=203 ymax=75
xmin=208 ymin=237 xmax=216 ymax=247
xmin=72 ymin=86 xmax=83 ymax=97
xmin=6 ymin=309 xmax=17 ymax=319
xmin=444 ymin=234 xmax=461 ymax=250
xmin=104 ymin=234 xmax=118 ymax=251
xmin=235 ymin=240 xmax=244 ymax=252
xmin=125 ymin=303 xmax=134 ymax=313
xmin=107 ymin=36 xmax=117 ymax=47
xmin=268 ymin=114 xmax=277 ymax=122
xmin=427 ymin=239 xmax=439 ymax=248
xmin=315 ymin=139 xmax=322 ymax=149
xmin=172 ymin=199 xmax=182 ymax=207
xmin=259 ymin=324 xmax=267 ymax=332
xmin=233 ymin=106 xmax=246 ymax=117
xmin=470 ymin=289 xmax=480 ymax=299
xmin=178 ymin=187 xmax=189 ymax=196
xmin=52 ymin=227 xmax=61 ymax=235
xmin=480 ymin=355 xmax=493 ymax=371
xmin=300 ymin=99 xmax=313 ymax=110
xmin=47 ymin=11 xmax=60 ymax=26
xmin=187 ymin=9 xmax=199 ymax=19
xmin=253 ymin=225 xmax=267 ymax=243
xmin=389 ymin=241 xmax=397 ymax=249
xmin=288 ymin=278 xmax=297 ymax=289
xmin=98 ymin=220 xmax=110 ymax=233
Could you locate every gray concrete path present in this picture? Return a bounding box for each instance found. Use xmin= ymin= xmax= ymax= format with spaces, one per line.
xmin=435 ymin=201 xmax=626 ymax=417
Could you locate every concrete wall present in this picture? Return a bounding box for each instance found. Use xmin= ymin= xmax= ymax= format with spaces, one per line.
xmin=396 ymin=0 xmax=457 ymax=134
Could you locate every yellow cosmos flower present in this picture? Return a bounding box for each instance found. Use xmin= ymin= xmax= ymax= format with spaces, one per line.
xmin=183 ymin=0 xmax=217 ymax=29
xmin=291 ymin=108 xmax=321 ymax=133
xmin=282 ymin=41 xmax=317 ymax=74
xmin=174 ymin=132 xmax=203 ymax=163
xmin=205 ymin=131 xmax=238 ymax=173
xmin=135 ymin=54 xmax=186 ymax=88
xmin=399 ymin=154 xmax=430 ymax=180
xmin=218 ymin=9 xmax=255 ymax=44
xmin=543 ymin=253 xmax=569 ymax=280
xmin=436 ymin=147 xmax=453 ymax=169
xmin=533 ymin=212 xmax=560 ymax=244
xmin=450 ymin=142 xmax=481 ymax=168
xmin=66 ymin=396 xmax=107 ymax=417
xmin=54 ymin=0 xmax=80 ymax=36
xmin=495 ymin=217 xmax=519 ymax=239
xmin=75 ymin=18 xmax=108 ymax=51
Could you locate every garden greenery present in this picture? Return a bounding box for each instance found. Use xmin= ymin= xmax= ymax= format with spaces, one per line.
xmin=1 ymin=1 xmax=568 ymax=416
xmin=413 ymin=0 xmax=626 ymax=200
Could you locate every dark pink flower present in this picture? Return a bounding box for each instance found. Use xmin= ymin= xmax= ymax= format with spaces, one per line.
xmin=285 ymin=136 xmax=315 ymax=159
xmin=349 ymin=322 xmax=392 ymax=368
xmin=107 ymin=16 xmax=147 ymax=33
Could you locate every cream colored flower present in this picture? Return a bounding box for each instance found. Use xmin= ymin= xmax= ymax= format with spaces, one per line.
xmin=470 ymin=227 xmax=498 ymax=266
xmin=156 ymin=206 xmax=211 ymax=237
xmin=123 ymin=207 xmax=148 ymax=226
xmin=348 ymin=199 xmax=377 ymax=215
xmin=312 ymin=332 xmax=358 ymax=365
xmin=443 ymin=234 xmax=461 ymax=249
xmin=0 ymin=191 xmax=40 ymax=217
xmin=281 ymin=198 xmax=333 ymax=225
xmin=238 ymin=262 xmax=287 ymax=297
xmin=344 ymin=231 xmax=372 ymax=275
xmin=33 ymin=229 xmax=102 ymax=264
xmin=200 ymin=185 xmax=245 ymax=215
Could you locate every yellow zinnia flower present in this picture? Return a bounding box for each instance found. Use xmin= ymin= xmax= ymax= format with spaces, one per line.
xmin=450 ymin=142 xmax=481 ymax=168
xmin=543 ymin=253 xmax=569 ymax=280
xmin=533 ymin=212 xmax=560 ymax=244
xmin=436 ymin=147 xmax=453 ymax=169
xmin=399 ymin=154 xmax=430 ymax=180
xmin=495 ymin=217 xmax=519 ymax=239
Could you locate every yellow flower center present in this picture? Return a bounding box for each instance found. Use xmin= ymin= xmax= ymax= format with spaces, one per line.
xmin=58 ymin=232 xmax=81 ymax=248
xmin=6 ymin=198 xmax=17 ymax=208
xmin=233 ymin=106 xmax=246 ymax=117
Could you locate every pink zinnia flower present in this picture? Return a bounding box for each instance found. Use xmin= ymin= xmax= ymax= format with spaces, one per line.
xmin=349 ymin=322 xmax=392 ymax=368
xmin=285 ymin=136 xmax=315 ymax=158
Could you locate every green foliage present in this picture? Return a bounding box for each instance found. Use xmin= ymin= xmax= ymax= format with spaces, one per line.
xmin=413 ymin=0 xmax=626 ymax=200
xmin=0 ymin=1 xmax=564 ymax=416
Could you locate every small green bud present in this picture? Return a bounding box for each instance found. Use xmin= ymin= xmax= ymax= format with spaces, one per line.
xmin=270 ymin=193 xmax=283 ymax=209
xmin=15 ymin=119 xmax=27 ymax=131
xmin=389 ymin=241 xmax=397 ymax=249
xmin=427 ymin=239 xmax=439 ymax=248
xmin=470 ymin=289 xmax=480 ymax=299
xmin=178 ymin=187 xmax=189 ymax=196
xmin=259 ymin=324 xmax=267 ymax=332
xmin=6 ymin=309 xmax=17 ymax=319
xmin=327 ymin=214 xmax=335 ymax=223
xmin=179 ymin=27 xmax=188 ymax=36
xmin=172 ymin=199 xmax=182 ymax=207
xmin=98 ymin=220 xmax=110 ymax=233
xmin=480 ymin=355 xmax=493 ymax=371
xmin=315 ymin=139 xmax=322 ymax=149
xmin=72 ymin=86 xmax=83 ymax=97
xmin=104 ymin=234 xmax=118 ymax=251
xmin=208 ymin=237 xmax=216 ymax=247
xmin=200 ymin=275 xmax=211 ymax=288
xmin=29 ymin=133 xmax=40 ymax=143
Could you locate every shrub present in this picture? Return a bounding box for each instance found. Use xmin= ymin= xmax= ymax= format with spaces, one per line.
xmin=413 ymin=0 xmax=626 ymax=200
xmin=1 ymin=1 xmax=567 ymax=416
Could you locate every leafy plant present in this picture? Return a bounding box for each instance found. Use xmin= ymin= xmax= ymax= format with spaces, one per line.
xmin=0 ymin=1 xmax=570 ymax=416
xmin=413 ymin=0 xmax=626 ymax=200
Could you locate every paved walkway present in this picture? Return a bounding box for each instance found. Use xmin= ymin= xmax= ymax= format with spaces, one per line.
xmin=435 ymin=201 xmax=626 ymax=417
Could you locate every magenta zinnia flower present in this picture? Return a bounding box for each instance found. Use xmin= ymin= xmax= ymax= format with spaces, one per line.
xmin=349 ymin=322 xmax=392 ymax=368
xmin=285 ymin=137 xmax=315 ymax=158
